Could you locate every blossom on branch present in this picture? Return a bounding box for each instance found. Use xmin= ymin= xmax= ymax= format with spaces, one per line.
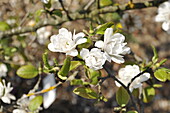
xmin=155 ymin=1 xmax=170 ymax=34
xmin=0 ymin=63 xmax=8 ymax=77
xmin=95 ymin=28 xmax=130 ymax=64
xmin=48 ymin=28 xmax=87 ymax=56
xmin=80 ymin=48 xmax=106 ymax=70
xmin=0 ymin=79 xmax=15 ymax=104
xmin=115 ymin=65 xmax=150 ymax=92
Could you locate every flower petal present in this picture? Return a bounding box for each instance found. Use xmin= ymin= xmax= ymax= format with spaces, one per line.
xmin=66 ymin=49 xmax=78 ymax=57
xmin=95 ymin=40 xmax=104 ymax=49
xmin=162 ymin=21 xmax=170 ymax=31
xmin=80 ymin=48 xmax=89 ymax=59
xmin=48 ymin=43 xmax=59 ymax=52
xmin=140 ymin=73 xmax=150 ymax=82
xmin=155 ymin=14 xmax=166 ymax=22
xmin=104 ymin=28 xmax=113 ymax=43
xmin=111 ymin=55 xmax=125 ymax=64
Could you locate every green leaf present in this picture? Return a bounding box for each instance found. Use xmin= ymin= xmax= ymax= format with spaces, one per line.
xmin=127 ymin=111 xmax=138 ymax=113
xmin=153 ymin=84 xmax=162 ymax=88
xmin=69 ymin=61 xmax=82 ymax=71
xmin=143 ymin=87 xmax=155 ymax=103
xmin=58 ymin=56 xmax=71 ymax=80
xmin=96 ymin=22 xmax=114 ymax=34
xmin=73 ymin=87 xmax=98 ymax=99
xmin=151 ymin=46 xmax=158 ymax=64
xmin=116 ymin=87 xmax=130 ymax=107
xmin=42 ymin=52 xmax=51 ymax=70
xmin=0 ymin=21 xmax=10 ymax=31
xmin=71 ymin=79 xmax=83 ymax=85
xmin=51 ymin=9 xmax=62 ymax=17
xmin=28 ymin=96 xmax=43 ymax=112
xmin=100 ymin=0 xmax=113 ymax=7
xmin=17 ymin=65 xmax=38 ymax=79
xmin=87 ymin=68 xmax=101 ymax=85
xmin=154 ymin=68 xmax=170 ymax=82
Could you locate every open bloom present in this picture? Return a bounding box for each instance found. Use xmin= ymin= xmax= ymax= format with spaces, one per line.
xmin=0 ymin=79 xmax=15 ymax=104
xmin=48 ymin=28 xmax=87 ymax=56
xmin=115 ymin=65 xmax=150 ymax=92
xmin=155 ymin=1 xmax=170 ymax=33
xmin=0 ymin=63 xmax=8 ymax=77
xmin=80 ymin=48 xmax=106 ymax=70
xmin=95 ymin=28 xmax=130 ymax=64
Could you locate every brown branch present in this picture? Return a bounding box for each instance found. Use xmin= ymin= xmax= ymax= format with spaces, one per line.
xmin=0 ymin=0 xmax=168 ymax=39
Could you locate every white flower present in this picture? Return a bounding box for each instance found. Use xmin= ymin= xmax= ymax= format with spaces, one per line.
xmin=48 ymin=28 xmax=87 ymax=56
xmin=0 ymin=63 xmax=8 ymax=77
xmin=80 ymin=48 xmax=106 ymax=70
xmin=13 ymin=109 xmax=27 ymax=113
xmin=95 ymin=28 xmax=130 ymax=64
xmin=0 ymin=79 xmax=16 ymax=104
xmin=155 ymin=1 xmax=170 ymax=33
xmin=115 ymin=65 xmax=150 ymax=92
xmin=36 ymin=27 xmax=51 ymax=45
xmin=41 ymin=0 xmax=49 ymax=4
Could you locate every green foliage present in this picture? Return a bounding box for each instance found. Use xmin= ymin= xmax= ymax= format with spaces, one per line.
xmin=51 ymin=9 xmax=62 ymax=17
xmin=42 ymin=52 xmax=51 ymax=70
xmin=127 ymin=111 xmax=138 ymax=113
xmin=58 ymin=56 xmax=71 ymax=80
xmin=152 ymin=46 xmax=158 ymax=64
xmin=73 ymin=87 xmax=98 ymax=99
xmin=96 ymin=22 xmax=114 ymax=34
xmin=100 ymin=0 xmax=113 ymax=7
xmin=0 ymin=21 xmax=10 ymax=31
xmin=143 ymin=87 xmax=155 ymax=103
xmin=28 ymin=95 xmax=43 ymax=112
xmin=86 ymin=68 xmax=101 ymax=85
xmin=70 ymin=79 xmax=83 ymax=85
xmin=116 ymin=87 xmax=130 ymax=107
xmin=69 ymin=61 xmax=83 ymax=71
xmin=154 ymin=68 xmax=170 ymax=82
xmin=17 ymin=65 xmax=38 ymax=79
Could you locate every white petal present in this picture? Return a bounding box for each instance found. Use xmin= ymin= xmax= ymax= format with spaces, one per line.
xmin=59 ymin=28 xmax=69 ymax=35
xmin=74 ymin=32 xmax=85 ymax=40
xmin=112 ymin=33 xmax=125 ymax=42
xmin=155 ymin=14 xmax=166 ymax=22
xmin=111 ymin=55 xmax=125 ymax=64
xmin=66 ymin=49 xmax=78 ymax=56
xmin=80 ymin=48 xmax=89 ymax=59
xmin=104 ymin=52 xmax=111 ymax=62
xmin=1 ymin=96 xmax=11 ymax=104
xmin=95 ymin=40 xmax=104 ymax=49
xmin=140 ymin=73 xmax=150 ymax=82
xmin=48 ymin=43 xmax=59 ymax=52
xmin=104 ymin=28 xmax=113 ymax=43
xmin=162 ymin=21 xmax=170 ymax=31
xmin=75 ymin=38 xmax=87 ymax=45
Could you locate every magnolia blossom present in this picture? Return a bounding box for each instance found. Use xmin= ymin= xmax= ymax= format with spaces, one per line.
xmin=41 ymin=0 xmax=49 ymax=4
xmin=155 ymin=1 xmax=170 ymax=33
xmin=95 ymin=28 xmax=130 ymax=64
xmin=115 ymin=65 xmax=150 ymax=92
xmin=36 ymin=27 xmax=51 ymax=45
xmin=80 ymin=48 xmax=106 ymax=70
xmin=48 ymin=28 xmax=87 ymax=56
xmin=0 ymin=80 xmax=15 ymax=104
xmin=0 ymin=63 xmax=8 ymax=77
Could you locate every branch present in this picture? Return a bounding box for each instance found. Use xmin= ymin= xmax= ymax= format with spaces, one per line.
xmin=0 ymin=0 xmax=168 ymax=39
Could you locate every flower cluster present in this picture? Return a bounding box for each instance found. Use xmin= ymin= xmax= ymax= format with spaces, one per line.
xmin=48 ymin=28 xmax=130 ymax=70
xmin=0 ymin=79 xmax=15 ymax=104
xmin=155 ymin=0 xmax=170 ymax=34
xmin=115 ymin=65 xmax=150 ymax=92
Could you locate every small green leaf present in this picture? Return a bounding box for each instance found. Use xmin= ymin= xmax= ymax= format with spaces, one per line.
xmin=116 ymin=87 xmax=130 ymax=107
xmin=58 ymin=56 xmax=71 ymax=80
xmin=51 ymin=9 xmax=62 ymax=17
xmin=69 ymin=61 xmax=82 ymax=71
xmin=96 ymin=22 xmax=114 ymax=34
xmin=153 ymin=84 xmax=162 ymax=88
xmin=100 ymin=0 xmax=113 ymax=7
xmin=28 ymin=96 xmax=43 ymax=112
xmin=143 ymin=87 xmax=155 ymax=103
xmin=151 ymin=46 xmax=158 ymax=64
xmin=73 ymin=87 xmax=98 ymax=99
xmin=87 ymin=68 xmax=101 ymax=85
xmin=42 ymin=52 xmax=51 ymax=70
xmin=127 ymin=111 xmax=138 ymax=113
xmin=71 ymin=79 xmax=83 ymax=85
xmin=17 ymin=65 xmax=38 ymax=79
xmin=0 ymin=21 xmax=10 ymax=31
xmin=154 ymin=68 xmax=169 ymax=82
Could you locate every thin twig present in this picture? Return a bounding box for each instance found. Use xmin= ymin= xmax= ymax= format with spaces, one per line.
xmin=58 ymin=0 xmax=73 ymax=20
